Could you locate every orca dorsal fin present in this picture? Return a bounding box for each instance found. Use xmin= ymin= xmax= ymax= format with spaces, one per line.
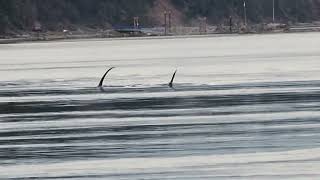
xmin=168 ymin=69 xmax=177 ymax=88
xmin=98 ymin=67 xmax=115 ymax=87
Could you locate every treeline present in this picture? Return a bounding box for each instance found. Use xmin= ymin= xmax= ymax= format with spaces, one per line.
xmin=0 ymin=0 xmax=153 ymax=33
xmin=172 ymin=0 xmax=318 ymax=23
xmin=0 ymin=0 xmax=319 ymax=34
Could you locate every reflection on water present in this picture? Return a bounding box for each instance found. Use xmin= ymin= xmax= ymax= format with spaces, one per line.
xmin=1 ymin=33 xmax=320 ymax=179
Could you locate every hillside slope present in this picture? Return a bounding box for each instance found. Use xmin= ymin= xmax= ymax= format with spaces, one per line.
xmin=0 ymin=0 xmax=319 ymax=34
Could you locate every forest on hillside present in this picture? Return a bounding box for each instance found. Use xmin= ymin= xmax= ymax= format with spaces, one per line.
xmin=0 ymin=0 xmax=319 ymax=34
xmin=172 ymin=0 xmax=317 ymax=23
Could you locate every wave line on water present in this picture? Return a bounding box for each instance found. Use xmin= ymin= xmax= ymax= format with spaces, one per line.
xmin=1 ymin=148 xmax=320 ymax=179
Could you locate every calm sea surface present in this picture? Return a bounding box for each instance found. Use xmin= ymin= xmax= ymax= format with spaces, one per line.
xmin=1 ymin=33 xmax=320 ymax=179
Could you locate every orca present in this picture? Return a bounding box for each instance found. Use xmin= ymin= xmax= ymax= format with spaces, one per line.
xmin=168 ymin=70 xmax=177 ymax=88
xmin=98 ymin=67 xmax=115 ymax=87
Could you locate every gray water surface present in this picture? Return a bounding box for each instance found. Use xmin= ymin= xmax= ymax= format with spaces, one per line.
xmin=1 ymin=33 xmax=320 ymax=179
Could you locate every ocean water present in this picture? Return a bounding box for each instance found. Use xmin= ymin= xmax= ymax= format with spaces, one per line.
xmin=1 ymin=33 xmax=320 ymax=179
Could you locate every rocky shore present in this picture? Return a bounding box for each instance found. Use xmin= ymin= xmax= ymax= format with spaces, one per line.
xmin=1 ymin=22 xmax=319 ymax=44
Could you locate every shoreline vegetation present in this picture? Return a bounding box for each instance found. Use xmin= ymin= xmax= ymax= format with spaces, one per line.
xmin=1 ymin=0 xmax=320 ymax=44
xmin=1 ymin=22 xmax=320 ymax=44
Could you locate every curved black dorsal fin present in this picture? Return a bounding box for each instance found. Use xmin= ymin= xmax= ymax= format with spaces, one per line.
xmin=98 ymin=67 xmax=115 ymax=87
xmin=168 ymin=69 xmax=177 ymax=88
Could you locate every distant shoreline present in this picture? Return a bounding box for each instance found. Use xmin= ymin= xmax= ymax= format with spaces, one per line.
xmin=0 ymin=25 xmax=319 ymax=45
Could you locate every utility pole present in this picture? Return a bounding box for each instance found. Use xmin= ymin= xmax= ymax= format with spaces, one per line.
xmin=168 ymin=11 xmax=172 ymax=33
xmin=229 ymin=16 xmax=233 ymax=33
xmin=164 ymin=11 xmax=167 ymax=35
xmin=272 ymin=0 xmax=275 ymax=23
xmin=295 ymin=0 xmax=298 ymax=23
xmin=243 ymin=0 xmax=247 ymax=26
xmin=164 ymin=10 xmax=172 ymax=35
